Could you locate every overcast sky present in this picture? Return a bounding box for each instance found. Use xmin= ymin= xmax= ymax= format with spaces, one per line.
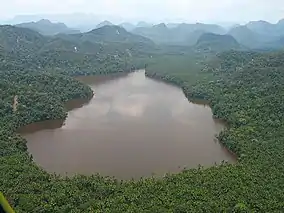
xmin=1 ymin=0 xmax=284 ymax=24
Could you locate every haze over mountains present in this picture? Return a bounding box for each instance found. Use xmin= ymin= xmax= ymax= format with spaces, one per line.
xmin=56 ymin=25 xmax=154 ymax=46
xmin=195 ymin=33 xmax=241 ymax=52
xmin=16 ymin=19 xmax=80 ymax=36
xmin=0 ymin=21 xmax=159 ymax=73
xmin=2 ymin=15 xmax=284 ymax=51
xmin=227 ymin=20 xmax=284 ymax=49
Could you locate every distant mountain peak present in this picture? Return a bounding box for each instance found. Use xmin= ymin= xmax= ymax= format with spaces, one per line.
xmin=119 ymin=22 xmax=135 ymax=31
xmin=38 ymin=19 xmax=52 ymax=24
xmin=278 ymin=19 xmax=284 ymax=25
xmin=248 ymin=20 xmax=271 ymax=24
xmin=136 ymin=21 xmax=152 ymax=28
xmin=82 ymin=24 xmax=153 ymax=44
xmin=195 ymin=33 xmax=240 ymax=51
xmin=228 ymin=25 xmax=262 ymax=48
xmin=247 ymin=20 xmax=273 ymax=29
xmin=133 ymin=22 xmax=226 ymax=45
xmin=153 ymin=23 xmax=167 ymax=29
xmin=229 ymin=25 xmax=251 ymax=32
xmin=90 ymin=25 xmax=125 ymax=33
xmin=15 ymin=19 xmax=80 ymax=35
xmin=96 ymin=20 xmax=113 ymax=29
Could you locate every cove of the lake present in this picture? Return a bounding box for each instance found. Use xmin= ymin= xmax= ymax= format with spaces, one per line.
xmin=18 ymin=70 xmax=235 ymax=179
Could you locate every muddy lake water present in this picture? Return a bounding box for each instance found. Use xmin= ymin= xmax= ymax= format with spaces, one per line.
xmin=19 ymin=70 xmax=235 ymax=179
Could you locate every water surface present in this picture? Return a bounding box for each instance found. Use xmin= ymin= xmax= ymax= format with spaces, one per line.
xmin=19 ymin=70 xmax=235 ymax=179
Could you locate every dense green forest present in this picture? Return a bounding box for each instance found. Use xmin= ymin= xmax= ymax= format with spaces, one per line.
xmin=146 ymin=51 xmax=284 ymax=211
xmin=1 ymin=24 xmax=284 ymax=212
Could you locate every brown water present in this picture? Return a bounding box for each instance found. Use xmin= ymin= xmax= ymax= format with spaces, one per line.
xmin=19 ymin=70 xmax=235 ymax=179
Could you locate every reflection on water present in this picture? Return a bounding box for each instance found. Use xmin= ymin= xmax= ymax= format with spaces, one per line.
xmin=19 ymin=70 xmax=235 ymax=179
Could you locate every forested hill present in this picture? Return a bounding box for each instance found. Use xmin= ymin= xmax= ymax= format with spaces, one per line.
xmin=57 ymin=25 xmax=154 ymax=45
xmin=195 ymin=33 xmax=242 ymax=51
xmin=0 ymin=25 xmax=46 ymax=55
xmin=0 ymin=24 xmax=155 ymax=75
xmin=0 ymin=24 xmax=154 ymax=51
xmin=227 ymin=25 xmax=260 ymax=48
xmin=131 ymin=19 xmax=284 ymax=50
xmin=132 ymin=23 xmax=225 ymax=45
xmin=228 ymin=20 xmax=284 ymax=50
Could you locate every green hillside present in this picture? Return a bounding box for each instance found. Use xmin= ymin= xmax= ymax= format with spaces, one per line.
xmin=81 ymin=25 xmax=154 ymax=44
xmin=55 ymin=25 xmax=155 ymax=51
xmin=195 ymin=33 xmax=241 ymax=51
xmin=0 ymin=25 xmax=46 ymax=55
xmin=132 ymin=23 xmax=226 ymax=45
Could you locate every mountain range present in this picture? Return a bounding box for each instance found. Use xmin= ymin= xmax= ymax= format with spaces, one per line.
xmin=56 ymin=25 xmax=154 ymax=45
xmin=2 ymin=17 xmax=284 ymax=54
xmin=227 ymin=20 xmax=284 ymax=49
xmin=132 ymin=22 xmax=226 ymax=45
xmin=195 ymin=33 xmax=242 ymax=52
xmin=15 ymin=19 xmax=80 ymax=36
xmin=0 ymin=23 xmax=158 ymax=64
xmin=130 ymin=19 xmax=284 ymax=50
xmin=95 ymin=21 xmax=152 ymax=31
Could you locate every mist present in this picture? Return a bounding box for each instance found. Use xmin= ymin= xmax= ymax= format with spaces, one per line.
xmin=1 ymin=0 xmax=284 ymax=27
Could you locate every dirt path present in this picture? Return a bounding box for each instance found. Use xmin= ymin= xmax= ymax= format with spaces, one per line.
xmin=13 ymin=95 xmax=18 ymax=112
